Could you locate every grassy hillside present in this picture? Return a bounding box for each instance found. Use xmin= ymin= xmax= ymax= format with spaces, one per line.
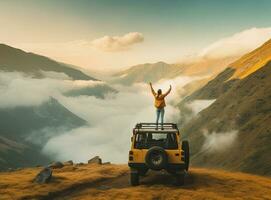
xmin=0 ymin=136 xmax=50 ymax=170
xmin=0 ymin=164 xmax=271 ymax=200
xmin=182 ymin=63 xmax=271 ymax=175
xmin=0 ymin=98 xmax=86 ymax=140
xmin=179 ymin=39 xmax=271 ymax=175
xmin=0 ymin=98 xmax=86 ymax=170
xmin=230 ymin=39 xmax=271 ymax=79
xmin=0 ymin=44 xmax=96 ymax=80
xmin=184 ymin=39 xmax=271 ymax=100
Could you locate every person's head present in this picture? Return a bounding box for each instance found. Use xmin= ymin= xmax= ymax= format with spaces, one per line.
xmin=157 ymin=89 xmax=162 ymax=96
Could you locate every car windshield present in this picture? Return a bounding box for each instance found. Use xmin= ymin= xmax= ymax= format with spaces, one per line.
xmin=134 ymin=132 xmax=178 ymax=149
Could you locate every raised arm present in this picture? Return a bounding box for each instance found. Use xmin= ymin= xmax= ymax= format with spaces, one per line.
xmin=162 ymin=85 xmax=172 ymax=97
xmin=149 ymin=82 xmax=156 ymax=96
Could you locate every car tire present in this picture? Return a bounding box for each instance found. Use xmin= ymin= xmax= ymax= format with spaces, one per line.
xmin=130 ymin=170 xmax=139 ymax=186
xmin=175 ymin=172 xmax=185 ymax=186
xmin=145 ymin=146 xmax=168 ymax=170
xmin=182 ymin=140 xmax=190 ymax=171
xmin=139 ymin=168 xmax=148 ymax=176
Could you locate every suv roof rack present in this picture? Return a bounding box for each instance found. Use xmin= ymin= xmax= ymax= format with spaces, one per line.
xmin=133 ymin=123 xmax=179 ymax=134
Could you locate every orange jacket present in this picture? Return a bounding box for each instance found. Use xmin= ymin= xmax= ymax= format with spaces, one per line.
xmin=154 ymin=94 xmax=166 ymax=108
xmin=150 ymin=85 xmax=171 ymax=109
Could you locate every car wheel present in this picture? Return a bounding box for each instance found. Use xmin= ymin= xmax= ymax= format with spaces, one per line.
xmin=182 ymin=140 xmax=190 ymax=171
xmin=139 ymin=168 xmax=148 ymax=176
xmin=130 ymin=170 xmax=139 ymax=186
xmin=175 ymin=172 xmax=185 ymax=186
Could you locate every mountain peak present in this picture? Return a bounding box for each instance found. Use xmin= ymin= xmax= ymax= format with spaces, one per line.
xmin=0 ymin=44 xmax=97 ymax=81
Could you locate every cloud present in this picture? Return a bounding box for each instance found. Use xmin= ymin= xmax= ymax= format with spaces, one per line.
xmin=199 ymin=27 xmax=271 ymax=59
xmin=91 ymin=32 xmax=144 ymax=52
xmin=187 ymin=99 xmax=216 ymax=116
xmin=153 ymin=76 xmax=207 ymax=105
xmin=0 ymin=71 xmax=105 ymax=108
xmin=42 ymin=83 xmax=180 ymax=163
xmin=202 ymin=130 xmax=238 ymax=153
xmin=0 ymin=71 xmax=181 ymax=163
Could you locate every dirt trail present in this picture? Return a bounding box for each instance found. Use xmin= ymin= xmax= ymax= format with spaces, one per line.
xmin=1 ymin=165 xmax=271 ymax=200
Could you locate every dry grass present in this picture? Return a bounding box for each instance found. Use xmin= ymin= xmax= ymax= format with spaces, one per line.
xmin=1 ymin=164 xmax=271 ymax=200
xmin=230 ymin=39 xmax=271 ymax=79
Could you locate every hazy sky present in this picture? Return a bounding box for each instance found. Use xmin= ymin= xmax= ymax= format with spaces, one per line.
xmin=1 ymin=0 xmax=271 ymax=71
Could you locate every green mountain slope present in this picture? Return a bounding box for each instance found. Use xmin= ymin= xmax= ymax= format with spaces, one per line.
xmin=183 ymin=39 xmax=271 ymax=101
xmin=0 ymin=98 xmax=86 ymax=170
xmin=0 ymin=136 xmax=50 ymax=170
xmin=180 ymin=39 xmax=271 ymax=175
xmin=0 ymin=98 xmax=86 ymax=140
xmin=0 ymin=44 xmax=96 ymax=80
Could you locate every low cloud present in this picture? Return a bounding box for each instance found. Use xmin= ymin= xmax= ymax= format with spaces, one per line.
xmin=91 ymin=32 xmax=144 ymax=52
xmin=0 ymin=71 xmax=180 ymax=163
xmin=187 ymin=99 xmax=216 ymax=116
xmin=0 ymin=71 xmax=105 ymax=108
xmin=153 ymin=76 xmax=207 ymax=105
xmin=202 ymin=130 xmax=238 ymax=153
xmin=199 ymin=27 xmax=271 ymax=59
xmin=42 ymin=83 xmax=180 ymax=163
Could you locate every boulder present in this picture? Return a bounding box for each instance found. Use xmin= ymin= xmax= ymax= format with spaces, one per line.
xmin=63 ymin=160 xmax=73 ymax=166
xmin=34 ymin=167 xmax=52 ymax=184
xmin=88 ymin=156 xmax=102 ymax=164
xmin=75 ymin=162 xmax=84 ymax=167
xmin=49 ymin=161 xmax=64 ymax=169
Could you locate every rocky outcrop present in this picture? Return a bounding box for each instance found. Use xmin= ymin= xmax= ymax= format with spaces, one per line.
xmin=63 ymin=160 xmax=73 ymax=166
xmin=34 ymin=167 xmax=52 ymax=184
xmin=49 ymin=161 xmax=64 ymax=169
xmin=88 ymin=156 xmax=102 ymax=164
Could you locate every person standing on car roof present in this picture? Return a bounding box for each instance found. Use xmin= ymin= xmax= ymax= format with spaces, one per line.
xmin=149 ymin=82 xmax=172 ymax=130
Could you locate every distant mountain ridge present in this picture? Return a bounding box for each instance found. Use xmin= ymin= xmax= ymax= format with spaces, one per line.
xmin=0 ymin=44 xmax=104 ymax=170
xmin=0 ymin=44 xmax=96 ymax=80
xmin=112 ymin=61 xmax=180 ymax=85
xmin=112 ymin=57 xmax=237 ymax=86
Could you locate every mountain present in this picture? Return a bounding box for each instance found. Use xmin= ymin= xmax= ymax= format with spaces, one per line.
xmin=0 ymin=98 xmax=86 ymax=140
xmin=112 ymin=57 xmax=237 ymax=86
xmin=0 ymin=44 xmax=96 ymax=80
xmin=179 ymin=39 xmax=271 ymax=175
xmin=230 ymin=39 xmax=271 ymax=79
xmin=0 ymin=98 xmax=86 ymax=170
xmin=64 ymin=84 xmax=117 ymax=99
xmin=174 ymin=56 xmax=237 ymax=77
xmin=184 ymin=39 xmax=271 ymax=100
xmin=0 ymin=136 xmax=50 ymax=170
xmin=1 ymin=164 xmax=271 ymax=199
xmin=112 ymin=62 xmax=180 ymax=85
xmin=0 ymin=44 xmax=119 ymax=170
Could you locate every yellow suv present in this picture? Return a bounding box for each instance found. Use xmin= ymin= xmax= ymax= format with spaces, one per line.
xmin=128 ymin=123 xmax=189 ymax=186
